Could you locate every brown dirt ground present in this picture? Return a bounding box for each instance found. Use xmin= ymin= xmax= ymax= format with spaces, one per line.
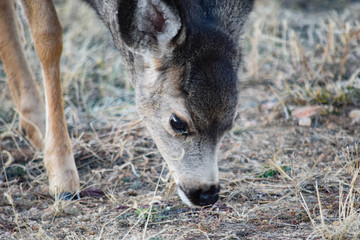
xmin=0 ymin=0 xmax=359 ymax=239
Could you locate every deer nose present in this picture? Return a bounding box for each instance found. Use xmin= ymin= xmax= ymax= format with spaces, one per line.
xmin=187 ymin=184 xmax=220 ymax=206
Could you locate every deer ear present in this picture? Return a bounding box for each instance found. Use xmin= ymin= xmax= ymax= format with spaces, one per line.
xmin=118 ymin=0 xmax=182 ymax=57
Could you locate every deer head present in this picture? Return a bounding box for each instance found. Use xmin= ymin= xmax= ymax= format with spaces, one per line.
xmin=105 ymin=0 xmax=254 ymax=207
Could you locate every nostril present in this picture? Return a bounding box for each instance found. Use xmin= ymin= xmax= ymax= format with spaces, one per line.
xmin=199 ymin=185 xmax=220 ymax=206
xmin=185 ymin=184 xmax=220 ymax=207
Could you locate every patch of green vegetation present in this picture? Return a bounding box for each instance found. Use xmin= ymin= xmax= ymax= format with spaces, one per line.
xmin=232 ymin=128 xmax=247 ymax=136
xmin=121 ymin=177 xmax=131 ymax=183
xmin=116 ymin=212 xmax=133 ymax=220
xmin=258 ymin=165 xmax=291 ymax=178
xmin=130 ymin=180 xmax=142 ymax=190
xmin=5 ymin=166 xmax=26 ymax=180
xmin=135 ymin=207 xmax=159 ymax=221
xmin=134 ymin=206 xmax=175 ymax=222
xmin=286 ymin=83 xmax=360 ymax=108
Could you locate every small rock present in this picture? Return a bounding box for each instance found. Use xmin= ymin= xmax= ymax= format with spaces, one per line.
xmin=332 ymin=221 xmax=340 ymax=226
xmin=63 ymin=205 xmax=81 ymax=216
xmin=291 ymin=106 xmax=323 ymax=119
xmin=349 ymin=109 xmax=360 ymax=124
xmin=28 ymin=207 xmax=42 ymax=220
xmin=298 ymin=117 xmax=311 ymax=127
xmin=243 ymin=120 xmax=258 ymax=128
xmin=327 ymin=122 xmax=336 ymax=130
xmin=41 ymin=207 xmax=56 ymax=221
xmin=260 ymin=99 xmax=279 ymax=111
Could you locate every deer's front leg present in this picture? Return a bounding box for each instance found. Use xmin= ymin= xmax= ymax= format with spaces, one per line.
xmin=20 ymin=0 xmax=80 ymax=196
xmin=0 ymin=0 xmax=45 ymax=149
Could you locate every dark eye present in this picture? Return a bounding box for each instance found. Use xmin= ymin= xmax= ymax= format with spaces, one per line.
xmin=170 ymin=114 xmax=189 ymax=136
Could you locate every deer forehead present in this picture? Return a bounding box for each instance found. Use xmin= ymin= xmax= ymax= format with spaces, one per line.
xmin=142 ymin=53 xmax=237 ymax=137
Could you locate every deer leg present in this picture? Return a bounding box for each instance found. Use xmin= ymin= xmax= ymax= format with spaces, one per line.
xmin=19 ymin=0 xmax=80 ymax=197
xmin=0 ymin=0 xmax=45 ymax=149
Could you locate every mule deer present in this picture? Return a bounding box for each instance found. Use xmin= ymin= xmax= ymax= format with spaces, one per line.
xmin=0 ymin=0 xmax=254 ymax=207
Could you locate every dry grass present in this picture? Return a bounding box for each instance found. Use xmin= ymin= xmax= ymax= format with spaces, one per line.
xmin=1 ymin=0 xmax=360 ymax=239
xmin=241 ymin=0 xmax=360 ymax=108
xmin=300 ymin=144 xmax=360 ymax=239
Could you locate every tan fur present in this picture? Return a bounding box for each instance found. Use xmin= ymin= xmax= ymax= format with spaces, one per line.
xmin=0 ymin=0 xmax=79 ymax=194
xmin=0 ymin=0 xmax=45 ymax=149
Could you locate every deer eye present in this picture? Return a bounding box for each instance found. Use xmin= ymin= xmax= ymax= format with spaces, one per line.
xmin=170 ymin=114 xmax=189 ymax=136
